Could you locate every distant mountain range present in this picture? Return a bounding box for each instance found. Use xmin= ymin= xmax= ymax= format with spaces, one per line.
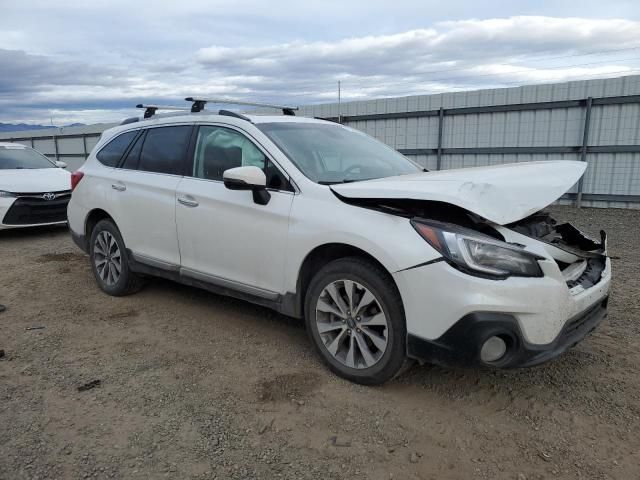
xmin=0 ymin=123 xmax=85 ymax=133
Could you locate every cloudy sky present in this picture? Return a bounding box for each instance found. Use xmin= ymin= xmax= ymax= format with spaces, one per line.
xmin=2 ymin=0 xmax=640 ymax=125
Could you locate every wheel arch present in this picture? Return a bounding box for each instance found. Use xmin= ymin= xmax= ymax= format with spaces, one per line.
xmin=282 ymin=242 xmax=401 ymax=319
xmin=85 ymin=208 xmax=115 ymax=243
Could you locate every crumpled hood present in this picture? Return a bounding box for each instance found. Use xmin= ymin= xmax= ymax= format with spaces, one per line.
xmin=0 ymin=168 xmax=71 ymax=193
xmin=331 ymin=160 xmax=586 ymax=225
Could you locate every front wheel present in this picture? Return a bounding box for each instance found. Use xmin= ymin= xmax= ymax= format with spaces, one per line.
xmin=304 ymin=257 xmax=407 ymax=385
xmin=89 ymin=219 xmax=143 ymax=296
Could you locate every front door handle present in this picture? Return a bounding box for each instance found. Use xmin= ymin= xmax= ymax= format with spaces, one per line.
xmin=177 ymin=196 xmax=199 ymax=208
xmin=111 ymin=183 xmax=126 ymax=192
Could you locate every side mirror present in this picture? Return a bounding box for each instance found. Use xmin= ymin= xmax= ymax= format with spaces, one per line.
xmin=223 ymin=166 xmax=271 ymax=205
xmin=55 ymin=161 xmax=68 ymax=169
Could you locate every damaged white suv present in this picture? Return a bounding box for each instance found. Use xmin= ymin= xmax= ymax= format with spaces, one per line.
xmin=67 ymin=103 xmax=611 ymax=384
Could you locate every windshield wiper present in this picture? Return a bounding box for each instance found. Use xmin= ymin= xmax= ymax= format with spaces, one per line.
xmin=318 ymin=178 xmax=375 ymax=185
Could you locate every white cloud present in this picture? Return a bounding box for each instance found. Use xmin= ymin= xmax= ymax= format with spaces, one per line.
xmin=196 ymin=17 xmax=640 ymax=76
xmin=2 ymin=14 xmax=640 ymax=124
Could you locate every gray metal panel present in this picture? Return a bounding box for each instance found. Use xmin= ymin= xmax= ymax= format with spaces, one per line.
xmin=32 ymin=138 xmax=55 ymax=155
xmin=57 ymin=137 xmax=85 ymax=155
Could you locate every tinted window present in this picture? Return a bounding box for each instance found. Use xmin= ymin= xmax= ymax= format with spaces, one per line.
xmin=138 ymin=126 xmax=191 ymax=175
xmin=96 ymin=131 xmax=137 ymax=167
xmin=192 ymin=126 xmax=291 ymax=190
xmin=121 ymin=132 xmax=144 ymax=170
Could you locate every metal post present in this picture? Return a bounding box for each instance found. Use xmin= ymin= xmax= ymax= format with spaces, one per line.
xmin=436 ymin=107 xmax=444 ymax=170
xmin=82 ymin=134 xmax=88 ymax=159
xmin=53 ymin=135 xmax=60 ymax=163
xmin=30 ymin=138 xmax=34 ymax=148
xmin=576 ymin=97 xmax=593 ymax=208
xmin=338 ymin=80 xmax=342 ymax=124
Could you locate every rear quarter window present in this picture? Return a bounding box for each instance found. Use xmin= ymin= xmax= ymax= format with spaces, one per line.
xmin=96 ymin=131 xmax=138 ymax=167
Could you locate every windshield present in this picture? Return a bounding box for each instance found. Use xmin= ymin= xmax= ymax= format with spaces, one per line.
xmin=257 ymin=122 xmax=422 ymax=184
xmin=0 ymin=146 xmax=56 ymax=170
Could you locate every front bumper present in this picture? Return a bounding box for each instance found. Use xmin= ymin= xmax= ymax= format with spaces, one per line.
xmin=394 ymin=241 xmax=611 ymax=368
xmin=0 ymin=193 xmax=69 ymax=229
xmin=407 ymin=297 xmax=608 ymax=368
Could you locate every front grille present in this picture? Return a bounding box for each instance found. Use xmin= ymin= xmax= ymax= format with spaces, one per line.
xmin=2 ymin=194 xmax=70 ymax=225
xmin=11 ymin=190 xmax=71 ymax=199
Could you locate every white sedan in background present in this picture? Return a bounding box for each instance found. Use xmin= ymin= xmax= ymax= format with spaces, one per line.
xmin=0 ymin=142 xmax=71 ymax=230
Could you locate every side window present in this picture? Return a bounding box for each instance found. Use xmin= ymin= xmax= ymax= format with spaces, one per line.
xmin=121 ymin=131 xmax=144 ymax=170
xmin=192 ymin=126 xmax=292 ymax=190
xmin=138 ymin=126 xmax=191 ymax=175
xmin=96 ymin=131 xmax=137 ymax=167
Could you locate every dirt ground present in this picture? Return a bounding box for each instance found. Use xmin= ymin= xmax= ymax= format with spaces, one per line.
xmin=1 ymin=205 xmax=639 ymax=480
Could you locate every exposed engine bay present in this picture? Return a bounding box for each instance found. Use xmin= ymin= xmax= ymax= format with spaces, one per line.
xmin=338 ymin=195 xmax=608 ymax=290
xmin=506 ymin=212 xmax=607 ymax=290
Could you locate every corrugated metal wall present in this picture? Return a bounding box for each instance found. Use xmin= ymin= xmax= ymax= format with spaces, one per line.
xmin=298 ymin=75 xmax=640 ymax=208
xmin=0 ymin=124 xmax=114 ymax=172
xmin=1 ymin=75 xmax=639 ymax=208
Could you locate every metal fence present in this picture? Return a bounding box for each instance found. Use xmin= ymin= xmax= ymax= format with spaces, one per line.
xmin=299 ymin=75 xmax=640 ymax=209
xmin=317 ymin=94 xmax=640 ymax=207
xmin=0 ymin=124 xmax=113 ymax=172
xmin=2 ymin=75 xmax=640 ymax=208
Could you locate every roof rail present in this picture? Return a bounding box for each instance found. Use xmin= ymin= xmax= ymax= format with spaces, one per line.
xmin=185 ymin=97 xmax=298 ymax=116
xmin=136 ymin=104 xmax=191 ymax=119
xmin=218 ymin=109 xmax=252 ymax=122
xmin=120 ymin=116 xmax=140 ymax=125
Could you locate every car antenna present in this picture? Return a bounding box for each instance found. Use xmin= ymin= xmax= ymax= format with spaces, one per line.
xmin=185 ymin=97 xmax=299 ymax=116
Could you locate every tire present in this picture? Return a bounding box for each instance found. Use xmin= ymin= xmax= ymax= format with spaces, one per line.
xmin=89 ymin=219 xmax=144 ymax=296
xmin=304 ymin=257 xmax=407 ymax=385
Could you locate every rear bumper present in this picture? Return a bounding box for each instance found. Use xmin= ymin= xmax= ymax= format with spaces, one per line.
xmin=407 ymin=297 xmax=608 ymax=368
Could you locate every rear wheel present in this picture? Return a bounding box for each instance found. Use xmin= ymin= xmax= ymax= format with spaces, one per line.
xmin=89 ymin=219 xmax=143 ymax=296
xmin=304 ymin=257 xmax=407 ymax=385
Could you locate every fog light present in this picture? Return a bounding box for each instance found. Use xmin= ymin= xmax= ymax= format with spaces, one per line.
xmin=480 ymin=336 xmax=507 ymax=363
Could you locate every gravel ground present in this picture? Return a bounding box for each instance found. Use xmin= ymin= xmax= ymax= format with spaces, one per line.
xmin=1 ymin=205 xmax=639 ymax=480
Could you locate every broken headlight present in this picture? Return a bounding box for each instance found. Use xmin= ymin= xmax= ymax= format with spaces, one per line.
xmin=411 ymin=219 xmax=544 ymax=279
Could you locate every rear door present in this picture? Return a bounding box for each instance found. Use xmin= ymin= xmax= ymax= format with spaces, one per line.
xmin=175 ymin=124 xmax=294 ymax=296
xmin=109 ymin=125 xmax=193 ymax=267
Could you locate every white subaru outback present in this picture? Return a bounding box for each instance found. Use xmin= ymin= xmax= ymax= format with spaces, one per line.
xmin=67 ymin=101 xmax=611 ymax=385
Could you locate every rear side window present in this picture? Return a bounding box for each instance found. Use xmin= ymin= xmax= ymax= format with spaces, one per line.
xmin=121 ymin=132 xmax=145 ymax=170
xmin=138 ymin=126 xmax=191 ymax=175
xmin=96 ymin=131 xmax=137 ymax=167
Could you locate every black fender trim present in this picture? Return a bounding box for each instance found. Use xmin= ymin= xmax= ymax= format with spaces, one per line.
xmin=70 ymin=229 xmax=88 ymax=253
xmin=126 ymin=250 xmax=301 ymax=318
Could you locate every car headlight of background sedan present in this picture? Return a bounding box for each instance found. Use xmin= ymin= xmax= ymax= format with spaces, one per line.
xmin=411 ymin=219 xmax=544 ymax=279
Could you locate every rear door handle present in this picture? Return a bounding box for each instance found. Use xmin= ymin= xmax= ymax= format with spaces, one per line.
xmin=111 ymin=183 xmax=126 ymax=192
xmin=177 ymin=195 xmax=199 ymax=207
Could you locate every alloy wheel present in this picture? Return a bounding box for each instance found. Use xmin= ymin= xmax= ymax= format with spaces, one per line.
xmin=93 ymin=230 xmax=122 ymax=286
xmin=315 ymin=279 xmax=389 ymax=369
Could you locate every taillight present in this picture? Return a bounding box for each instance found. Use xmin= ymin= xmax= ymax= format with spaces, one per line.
xmin=71 ymin=171 xmax=85 ymax=191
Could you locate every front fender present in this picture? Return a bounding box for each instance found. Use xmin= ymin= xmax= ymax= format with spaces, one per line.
xmin=283 ymin=194 xmax=440 ymax=294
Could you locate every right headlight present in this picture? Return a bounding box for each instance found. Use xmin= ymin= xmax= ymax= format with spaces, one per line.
xmin=411 ymin=219 xmax=544 ymax=279
xmin=0 ymin=190 xmax=16 ymax=198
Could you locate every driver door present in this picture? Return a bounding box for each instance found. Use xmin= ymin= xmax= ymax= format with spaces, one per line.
xmin=175 ymin=125 xmax=295 ymax=297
